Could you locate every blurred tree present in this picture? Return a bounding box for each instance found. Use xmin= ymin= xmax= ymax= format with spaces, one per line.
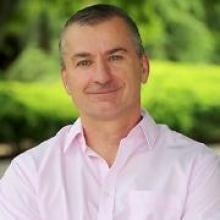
xmin=0 ymin=0 xmax=55 ymax=72
xmin=164 ymin=14 xmax=214 ymax=62
xmin=138 ymin=0 xmax=214 ymax=62
xmin=202 ymin=0 xmax=220 ymax=63
xmin=0 ymin=0 xmax=219 ymax=78
xmin=37 ymin=9 xmax=51 ymax=53
xmin=0 ymin=0 xmax=25 ymax=72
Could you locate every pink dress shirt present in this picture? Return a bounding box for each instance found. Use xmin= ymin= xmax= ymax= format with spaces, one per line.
xmin=0 ymin=111 xmax=220 ymax=220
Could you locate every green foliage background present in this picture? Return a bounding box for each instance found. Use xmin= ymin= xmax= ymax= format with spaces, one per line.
xmin=1 ymin=0 xmax=220 ymax=66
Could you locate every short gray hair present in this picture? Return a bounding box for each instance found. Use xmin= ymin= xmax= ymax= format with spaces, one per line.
xmin=59 ymin=4 xmax=144 ymax=69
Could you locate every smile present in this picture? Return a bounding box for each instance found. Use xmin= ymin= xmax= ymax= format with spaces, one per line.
xmin=87 ymin=87 xmax=122 ymax=95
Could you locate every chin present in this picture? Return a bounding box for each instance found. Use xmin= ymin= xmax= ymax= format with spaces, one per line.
xmin=86 ymin=107 xmax=122 ymax=121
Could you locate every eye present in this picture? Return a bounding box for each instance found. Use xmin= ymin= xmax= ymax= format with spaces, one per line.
xmin=109 ymin=54 xmax=123 ymax=61
xmin=76 ymin=60 xmax=93 ymax=67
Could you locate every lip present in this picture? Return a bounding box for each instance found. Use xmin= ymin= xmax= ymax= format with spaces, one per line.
xmin=86 ymin=87 xmax=122 ymax=95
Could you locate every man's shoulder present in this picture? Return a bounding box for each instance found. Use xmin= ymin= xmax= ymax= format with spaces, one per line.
xmin=142 ymin=111 xmax=213 ymax=157
xmin=150 ymin=124 xmax=220 ymax=177
xmin=12 ymin=124 xmax=73 ymax=168
xmin=157 ymin=124 xmax=217 ymax=159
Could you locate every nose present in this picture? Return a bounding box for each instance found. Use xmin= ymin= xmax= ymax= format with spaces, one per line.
xmin=93 ymin=58 xmax=112 ymax=84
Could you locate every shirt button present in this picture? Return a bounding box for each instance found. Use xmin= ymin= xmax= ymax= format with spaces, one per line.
xmin=104 ymin=191 xmax=111 ymax=198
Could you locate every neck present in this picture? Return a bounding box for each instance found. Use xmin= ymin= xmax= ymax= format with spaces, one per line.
xmin=80 ymin=109 xmax=142 ymax=166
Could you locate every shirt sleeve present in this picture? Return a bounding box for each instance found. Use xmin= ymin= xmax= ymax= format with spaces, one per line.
xmin=0 ymin=156 xmax=42 ymax=220
xmin=182 ymin=148 xmax=220 ymax=220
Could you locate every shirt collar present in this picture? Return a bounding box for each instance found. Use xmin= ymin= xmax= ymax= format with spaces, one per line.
xmin=63 ymin=110 xmax=159 ymax=152
xmin=139 ymin=110 xmax=159 ymax=150
xmin=63 ymin=118 xmax=83 ymax=153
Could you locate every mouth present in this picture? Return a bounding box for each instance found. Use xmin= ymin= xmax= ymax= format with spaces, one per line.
xmin=87 ymin=87 xmax=122 ymax=95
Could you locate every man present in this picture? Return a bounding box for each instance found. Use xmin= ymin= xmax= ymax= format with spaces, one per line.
xmin=0 ymin=4 xmax=220 ymax=220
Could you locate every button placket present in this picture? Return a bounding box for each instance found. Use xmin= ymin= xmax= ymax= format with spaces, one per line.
xmin=96 ymin=131 xmax=144 ymax=220
xmin=97 ymin=174 xmax=116 ymax=220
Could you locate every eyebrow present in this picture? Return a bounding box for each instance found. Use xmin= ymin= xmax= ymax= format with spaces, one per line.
xmin=72 ymin=52 xmax=92 ymax=60
xmin=71 ymin=47 xmax=128 ymax=60
xmin=105 ymin=47 xmax=128 ymax=55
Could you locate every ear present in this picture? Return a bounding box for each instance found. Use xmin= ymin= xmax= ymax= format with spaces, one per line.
xmin=61 ymin=68 xmax=71 ymax=95
xmin=141 ymin=54 xmax=149 ymax=84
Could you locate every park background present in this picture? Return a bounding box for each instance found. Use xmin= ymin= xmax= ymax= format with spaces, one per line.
xmin=0 ymin=0 xmax=220 ymax=164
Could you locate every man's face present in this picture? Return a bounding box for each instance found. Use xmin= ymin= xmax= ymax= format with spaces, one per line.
xmin=62 ymin=17 xmax=149 ymax=120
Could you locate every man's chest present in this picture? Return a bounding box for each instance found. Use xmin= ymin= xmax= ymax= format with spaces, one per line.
xmin=37 ymin=152 xmax=190 ymax=220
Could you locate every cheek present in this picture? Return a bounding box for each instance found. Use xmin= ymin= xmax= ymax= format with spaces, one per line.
xmin=70 ymin=80 xmax=85 ymax=94
xmin=67 ymin=70 xmax=90 ymax=89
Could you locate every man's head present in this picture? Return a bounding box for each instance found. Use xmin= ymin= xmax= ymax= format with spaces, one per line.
xmin=60 ymin=4 xmax=149 ymax=121
xmin=59 ymin=4 xmax=145 ymax=70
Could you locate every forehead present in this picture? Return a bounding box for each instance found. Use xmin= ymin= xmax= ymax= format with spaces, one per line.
xmin=62 ymin=17 xmax=135 ymax=54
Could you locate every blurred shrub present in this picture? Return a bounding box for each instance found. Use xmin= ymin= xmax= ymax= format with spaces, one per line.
xmin=0 ymin=60 xmax=219 ymax=148
xmin=141 ymin=60 xmax=220 ymax=143
xmin=192 ymin=105 xmax=220 ymax=143
xmin=0 ymin=81 xmax=76 ymax=148
xmin=6 ymin=47 xmax=60 ymax=82
xmin=0 ymin=90 xmax=27 ymax=143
